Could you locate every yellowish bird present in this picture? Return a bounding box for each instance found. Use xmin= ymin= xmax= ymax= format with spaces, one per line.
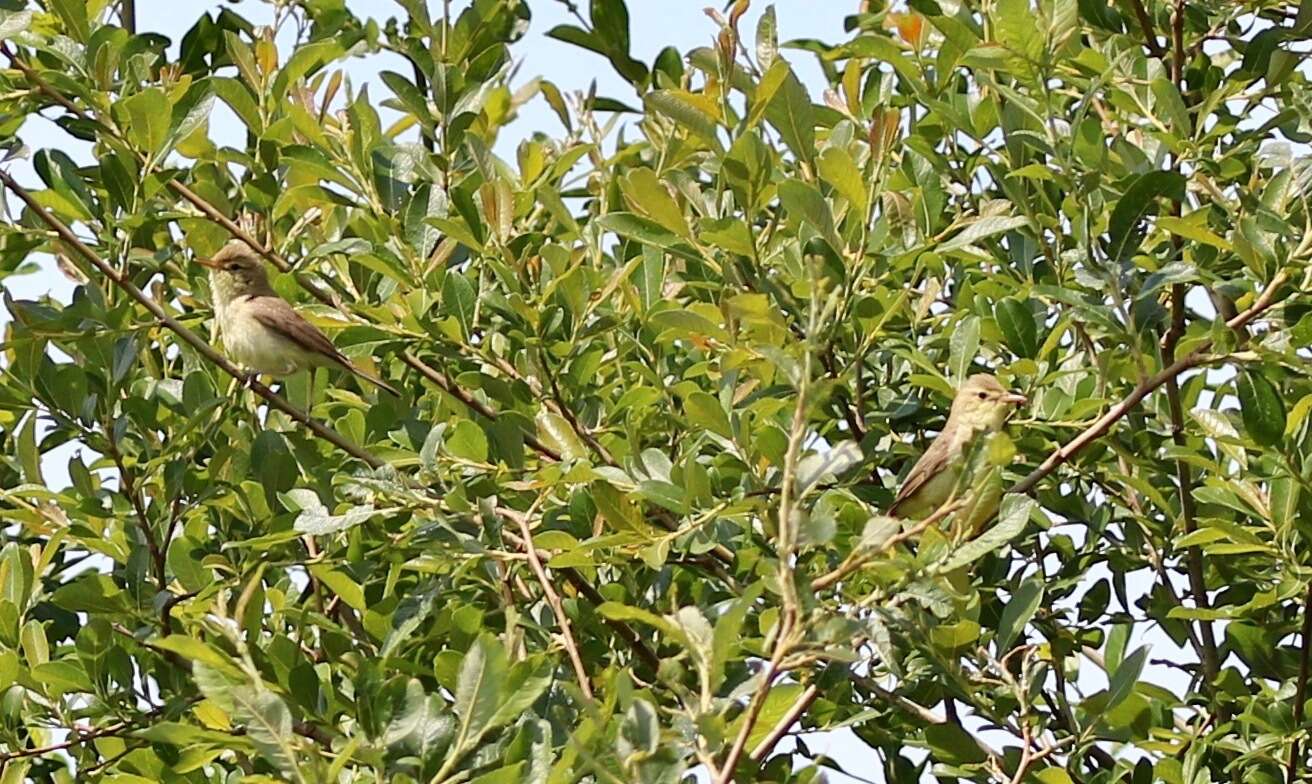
xmin=888 ymin=373 xmax=1026 ymax=521
xmin=197 ymin=241 xmax=399 ymax=396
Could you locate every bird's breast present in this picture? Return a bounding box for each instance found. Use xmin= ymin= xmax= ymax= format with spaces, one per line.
xmin=220 ymin=298 xmax=310 ymax=376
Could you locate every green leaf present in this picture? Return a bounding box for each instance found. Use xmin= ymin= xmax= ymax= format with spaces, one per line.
xmin=948 ymin=315 xmax=980 ymax=383
xmin=764 ymin=64 xmax=815 ymax=166
xmin=116 ymin=88 xmax=171 ymax=157
xmin=795 ymin=441 xmax=864 ymax=497
xmin=1155 ymin=215 xmax=1232 ymax=251
xmin=1107 ymin=171 xmax=1186 ymax=262
xmin=290 ymin=489 xmax=378 ymax=536
xmin=251 ymin=431 xmax=298 ymax=500
xmin=683 ymin=391 xmax=731 ymax=438
xmin=597 ymin=213 xmax=700 ymax=261
xmin=937 ymin=494 xmax=1035 ymax=572
xmin=453 ymin=634 xmax=509 ymax=749
xmin=756 ymin=5 xmax=778 ymax=69
xmin=230 ymin=687 xmax=302 ymax=778
xmin=442 ymin=271 xmax=477 ymax=340
xmin=619 ymin=698 xmax=659 ymax=757
xmin=995 ymin=577 xmax=1044 ymax=651
xmin=644 ymin=90 xmax=721 ymax=148
xmin=50 ymin=0 xmax=89 ymax=41
xmin=308 ymin=565 xmax=366 ymax=612
xmin=51 ymin=575 xmax=129 ymax=614
xmin=939 ymin=215 xmax=1030 ymax=254
xmin=620 ymin=168 xmax=690 ymax=239
xmin=272 ymin=40 xmax=344 ymax=100
xmin=778 ymin=179 xmax=839 ymax=252
xmin=210 ymin=77 xmax=263 ymax=133
xmin=1105 ymin=645 xmax=1147 ymax=712
xmin=817 ymin=146 xmax=868 ymax=215
xmin=741 ymin=684 xmax=805 ymax=753
xmin=524 ymin=414 xmax=580 ymax=465
xmin=447 ymin=419 xmax=490 ymax=463
xmin=994 ymin=298 xmax=1038 ymax=357
xmin=925 ymin=722 xmax=987 ymax=765
xmin=1236 ymin=370 xmax=1285 ymax=447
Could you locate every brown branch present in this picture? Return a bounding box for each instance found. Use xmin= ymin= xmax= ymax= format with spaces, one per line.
xmin=401 ymin=349 xmax=561 ymax=460
xmin=716 ymin=654 xmax=785 ymax=784
xmin=1162 ymin=285 xmax=1220 ymax=689
xmin=498 ymin=518 xmax=662 ymax=671
xmin=0 ymin=170 xmax=383 ymax=469
xmin=1156 ymin=0 xmax=1220 ymax=695
xmin=510 ymin=506 xmax=595 ymax=701
xmin=1125 ymin=0 xmax=1168 ymax=59
xmin=540 ymin=348 xmax=615 ymax=465
xmin=0 ymin=721 xmax=131 ymax=765
xmin=102 ymin=418 xmax=164 ymax=591
xmin=1010 ymin=268 xmax=1287 ymax=496
xmin=749 ymin=683 xmax=819 ymax=762
xmin=1289 ymin=583 xmax=1312 ymax=783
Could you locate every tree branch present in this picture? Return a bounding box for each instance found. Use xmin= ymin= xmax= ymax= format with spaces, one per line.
xmin=749 ymin=683 xmax=819 ymax=762
xmin=510 ymin=504 xmax=595 ymax=701
xmin=0 ymin=721 xmax=131 ymax=765
xmin=716 ymin=654 xmax=785 ymax=784
xmin=0 ymin=45 xmax=566 ymax=464
xmin=1010 ymin=268 xmax=1287 ymax=496
xmin=498 ymin=516 xmax=663 ymax=671
xmin=1289 ymin=583 xmax=1312 ymax=783
xmin=1125 ymin=0 xmax=1168 ymax=58
xmin=102 ymin=419 xmax=165 ymax=592
xmin=0 ymin=170 xmax=384 ymax=469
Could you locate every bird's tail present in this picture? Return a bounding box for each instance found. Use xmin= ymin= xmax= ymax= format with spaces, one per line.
xmin=346 ymin=362 xmax=400 ymax=397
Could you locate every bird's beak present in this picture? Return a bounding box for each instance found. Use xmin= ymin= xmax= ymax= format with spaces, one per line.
xmin=1003 ymin=392 xmax=1028 ymax=406
xmin=194 ymin=256 xmax=222 ymax=270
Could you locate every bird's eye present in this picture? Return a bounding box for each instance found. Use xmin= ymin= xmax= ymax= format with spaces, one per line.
xmin=227 ymin=263 xmax=240 ymax=271
xmin=977 ymin=392 xmax=987 ymax=400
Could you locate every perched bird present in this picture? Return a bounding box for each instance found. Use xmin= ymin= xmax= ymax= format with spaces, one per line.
xmin=888 ymin=373 xmax=1026 ymax=521
xmin=197 ymin=241 xmax=399 ymax=396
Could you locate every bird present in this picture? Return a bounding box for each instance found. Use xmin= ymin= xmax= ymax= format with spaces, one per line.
xmin=196 ymin=240 xmax=400 ymax=397
xmin=887 ymin=373 xmax=1026 ymax=522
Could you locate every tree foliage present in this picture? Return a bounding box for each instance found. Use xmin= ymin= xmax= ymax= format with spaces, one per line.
xmin=0 ymin=0 xmax=1309 ymax=782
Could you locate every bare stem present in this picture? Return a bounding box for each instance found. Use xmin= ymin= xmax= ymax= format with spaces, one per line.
xmin=511 ymin=505 xmax=595 ymax=701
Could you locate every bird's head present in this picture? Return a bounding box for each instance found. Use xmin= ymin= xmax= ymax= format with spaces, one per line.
xmin=196 ymin=241 xmax=273 ymax=301
xmin=949 ymin=373 xmax=1028 ymax=432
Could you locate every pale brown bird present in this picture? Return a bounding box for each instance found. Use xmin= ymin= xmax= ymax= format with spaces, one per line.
xmin=197 ymin=241 xmax=399 ymax=396
xmin=888 ymin=373 xmax=1026 ymax=520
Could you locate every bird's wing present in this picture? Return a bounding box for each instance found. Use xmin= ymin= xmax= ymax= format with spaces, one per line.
xmin=248 ymin=296 xmax=350 ymax=367
xmin=888 ymin=436 xmax=950 ymax=514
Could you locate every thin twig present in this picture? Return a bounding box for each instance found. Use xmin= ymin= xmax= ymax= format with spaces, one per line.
xmin=102 ymin=421 xmax=164 ymax=591
xmin=498 ymin=517 xmax=663 ymax=671
xmin=1127 ymin=0 xmax=1168 ymax=58
xmin=716 ymin=654 xmax=785 ymax=784
xmin=510 ymin=503 xmax=595 ymax=701
xmin=750 ymin=683 xmax=819 ymax=761
xmin=0 ymin=721 xmax=130 ymax=765
xmin=1289 ymin=583 xmax=1312 ymax=783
